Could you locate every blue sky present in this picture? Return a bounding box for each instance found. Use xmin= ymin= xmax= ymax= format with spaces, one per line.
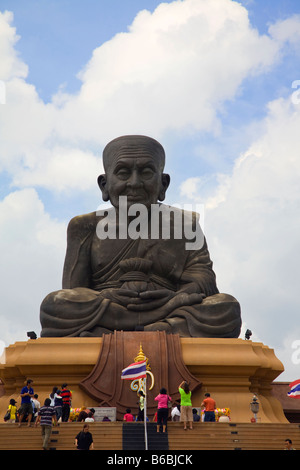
xmin=4 ymin=0 xmax=298 ymax=102
xmin=0 ymin=0 xmax=300 ymax=381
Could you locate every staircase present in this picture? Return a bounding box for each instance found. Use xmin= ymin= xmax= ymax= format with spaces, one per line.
xmin=168 ymin=422 xmax=300 ymax=450
xmin=0 ymin=422 xmax=299 ymax=451
xmin=0 ymin=422 xmax=123 ymax=451
xmin=123 ymin=422 xmax=169 ymax=450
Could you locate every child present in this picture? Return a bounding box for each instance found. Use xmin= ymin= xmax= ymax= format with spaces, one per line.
xmin=6 ymin=399 xmax=18 ymax=423
xmin=123 ymin=408 xmax=135 ymax=422
xmin=137 ymin=391 xmax=145 ymax=421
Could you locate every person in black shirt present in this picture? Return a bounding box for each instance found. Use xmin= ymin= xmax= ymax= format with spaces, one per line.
xmin=75 ymin=423 xmax=94 ymax=450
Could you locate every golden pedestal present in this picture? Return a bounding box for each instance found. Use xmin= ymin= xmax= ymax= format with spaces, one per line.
xmin=0 ymin=336 xmax=287 ymax=423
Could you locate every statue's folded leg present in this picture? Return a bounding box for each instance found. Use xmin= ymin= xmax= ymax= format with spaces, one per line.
xmin=40 ymin=286 xmax=161 ymax=337
xmin=144 ymin=293 xmax=242 ymax=338
xmin=40 ymin=287 xmax=112 ymax=337
xmin=40 ymin=289 xmax=241 ymax=338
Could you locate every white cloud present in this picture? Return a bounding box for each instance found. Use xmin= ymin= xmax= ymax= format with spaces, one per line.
xmin=0 ymin=10 xmax=27 ymax=80
xmin=56 ymin=0 xmax=282 ymax=141
xmin=0 ymin=78 xmax=56 ymax=169
xmin=268 ymin=14 xmax=300 ymax=47
xmin=182 ymin=94 xmax=300 ymax=380
xmin=0 ymin=1 xmax=298 ymax=194
xmin=275 ymin=333 xmax=300 ymax=382
xmin=0 ymin=189 xmax=66 ymax=343
xmin=180 ymin=177 xmax=202 ymax=199
xmin=0 ymin=12 xmax=100 ymax=193
xmin=12 ymin=146 xmax=102 ymax=192
xmin=180 ymin=173 xmax=231 ymax=209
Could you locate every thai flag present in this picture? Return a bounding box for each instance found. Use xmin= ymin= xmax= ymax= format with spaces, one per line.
xmin=287 ymin=379 xmax=300 ymax=399
xmin=121 ymin=360 xmax=147 ymax=380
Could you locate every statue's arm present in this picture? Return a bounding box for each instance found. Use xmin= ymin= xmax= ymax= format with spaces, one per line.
xmin=62 ymin=212 xmax=96 ymax=289
xmin=178 ymin=237 xmax=219 ymax=297
xmin=127 ymin=240 xmax=219 ymax=314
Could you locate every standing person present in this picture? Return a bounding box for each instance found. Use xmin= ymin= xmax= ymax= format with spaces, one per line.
xmin=155 ymin=387 xmax=172 ymax=433
xmin=54 ymin=390 xmax=63 ymax=423
xmin=192 ymin=408 xmax=200 ymax=422
xmin=49 ymin=386 xmax=58 ymax=406
xmin=123 ymin=408 xmax=135 ymax=422
xmin=60 ymin=383 xmax=72 ymax=422
xmin=35 ymin=398 xmax=57 ymax=450
xmin=178 ymin=381 xmax=193 ymax=431
xmin=74 ymin=423 xmax=94 ymax=450
xmin=49 ymin=387 xmax=63 ymax=423
xmin=31 ymin=394 xmax=41 ymax=422
xmin=171 ymin=404 xmax=181 ymax=422
xmin=19 ymin=379 xmax=34 ymax=426
xmin=137 ymin=390 xmax=145 ymax=421
xmin=201 ymin=393 xmax=216 ymax=422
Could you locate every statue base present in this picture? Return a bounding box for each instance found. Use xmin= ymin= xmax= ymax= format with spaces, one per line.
xmin=0 ymin=334 xmax=287 ymax=423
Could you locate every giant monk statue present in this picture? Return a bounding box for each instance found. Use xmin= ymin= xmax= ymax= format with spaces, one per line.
xmin=40 ymin=135 xmax=241 ymax=338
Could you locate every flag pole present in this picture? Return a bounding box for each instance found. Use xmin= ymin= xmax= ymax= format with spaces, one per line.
xmin=144 ymin=375 xmax=148 ymax=450
xmin=121 ymin=359 xmax=148 ymax=449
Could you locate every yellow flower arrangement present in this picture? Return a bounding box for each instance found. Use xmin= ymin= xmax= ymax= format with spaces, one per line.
xmin=69 ymin=407 xmax=82 ymax=421
xmin=200 ymin=407 xmax=231 ymax=421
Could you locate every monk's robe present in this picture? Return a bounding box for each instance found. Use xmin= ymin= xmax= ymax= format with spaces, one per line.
xmin=40 ymin=206 xmax=241 ymax=338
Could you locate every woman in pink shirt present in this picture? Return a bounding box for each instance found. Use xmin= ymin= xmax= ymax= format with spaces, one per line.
xmin=155 ymin=388 xmax=172 ymax=433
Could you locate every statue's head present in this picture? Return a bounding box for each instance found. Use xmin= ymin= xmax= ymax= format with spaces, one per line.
xmin=98 ymin=135 xmax=170 ymax=210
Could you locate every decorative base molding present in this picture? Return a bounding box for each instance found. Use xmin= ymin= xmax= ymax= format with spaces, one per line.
xmin=0 ymin=335 xmax=286 ymax=423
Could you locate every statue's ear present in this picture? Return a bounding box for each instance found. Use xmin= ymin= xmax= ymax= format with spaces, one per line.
xmin=98 ymin=174 xmax=110 ymax=201
xmin=158 ymin=173 xmax=170 ymax=201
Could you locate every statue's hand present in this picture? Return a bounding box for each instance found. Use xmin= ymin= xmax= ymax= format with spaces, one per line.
xmin=165 ymin=292 xmax=206 ymax=311
xmin=100 ymin=288 xmax=139 ymax=307
xmin=127 ymin=289 xmax=174 ymax=311
xmin=127 ymin=289 xmax=206 ymax=312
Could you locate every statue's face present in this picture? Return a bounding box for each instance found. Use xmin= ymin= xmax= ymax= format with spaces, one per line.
xmin=99 ymin=148 xmax=169 ymax=210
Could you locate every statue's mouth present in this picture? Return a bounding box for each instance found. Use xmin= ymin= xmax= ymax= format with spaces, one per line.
xmin=126 ymin=194 xmax=145 ymax=201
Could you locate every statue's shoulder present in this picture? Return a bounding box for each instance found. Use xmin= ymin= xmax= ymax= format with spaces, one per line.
xmin=67 ymin=211 xmax=98 ymax=238
xmin=68 ymin=211 xmax=97 ymax=226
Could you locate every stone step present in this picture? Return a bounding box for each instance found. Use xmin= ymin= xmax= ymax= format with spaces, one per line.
xmin=0 ymin=422 xmax=299 ymax=451
xmin=122 ymin=422 xmax=169 ymax=450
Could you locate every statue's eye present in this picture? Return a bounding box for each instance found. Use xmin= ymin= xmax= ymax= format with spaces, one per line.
xmin=141 ymin=168 xmax=155 ymax=179
xmin=116 ymin=168 xmax=130 ymax=179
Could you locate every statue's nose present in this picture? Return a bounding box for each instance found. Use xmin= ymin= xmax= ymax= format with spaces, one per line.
xmin=127 ymin=170 xmax=142 ymax=188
